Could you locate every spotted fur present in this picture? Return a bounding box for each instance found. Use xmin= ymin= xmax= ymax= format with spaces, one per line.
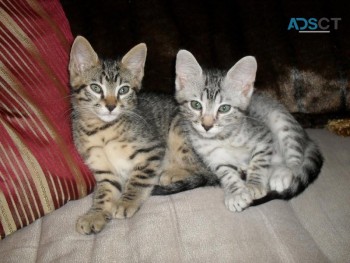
xmin=173 ymin=50 xmax=324 ymax=212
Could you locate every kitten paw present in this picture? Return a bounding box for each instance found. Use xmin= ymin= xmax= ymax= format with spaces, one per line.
xmin=76 ymin=211 xmax=111 ymax=235
xmin=246 ymin=183 xmax=267 ymax=200
xmin=159 ymin=169 xmax=191 ymax=186
xmin=159 ymin=173 xmax=174 ymax=186
xmin=113 ymin=201 xmax=140 ymax=219
xmin=269 ymin=167 xmax=294 ymax=193
xmin=224 ymin=188 xmax=252 ymax=212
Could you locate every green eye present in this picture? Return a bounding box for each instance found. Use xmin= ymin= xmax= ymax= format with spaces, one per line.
xmin=190 ymin=100 xmax=202 ymax=110
xmin=90 ymin=84 xmax=102 ymax=94
xmin=118 ymin=86 xmax=130 ymax=95
xmin=218 ymin=104 xmax=231 ymax=113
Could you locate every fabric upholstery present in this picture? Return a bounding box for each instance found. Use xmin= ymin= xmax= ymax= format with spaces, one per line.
xmin=0 ymin=130 xmax=349 ymax=262
xmin=0 ymin=0 xmax=94 ymax=238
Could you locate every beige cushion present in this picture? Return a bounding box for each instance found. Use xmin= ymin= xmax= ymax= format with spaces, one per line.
xmin=0 ymin=129 xmax=349 ymax=262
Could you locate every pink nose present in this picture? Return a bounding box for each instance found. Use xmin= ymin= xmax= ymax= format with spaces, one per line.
xmin=201 ymin=115 xmax=214 ymax=131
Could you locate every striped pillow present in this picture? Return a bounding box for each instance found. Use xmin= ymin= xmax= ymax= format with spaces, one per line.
xmin=0 ymin=0 xmax=94 ymax=238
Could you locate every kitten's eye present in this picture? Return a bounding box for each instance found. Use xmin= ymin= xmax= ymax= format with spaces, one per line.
xmin=118 ymin=86 xmax=130 ymax=95
xmin=90 ymin=84 xmax=102 ymax=94
xmin=218 ymin=104 xmax=231 ymax=113
xmin=190 ymin=100 xmax=202 ymax=110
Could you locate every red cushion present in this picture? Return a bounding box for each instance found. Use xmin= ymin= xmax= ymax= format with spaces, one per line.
xmin=0 ymin=0 xmax=94 ymax=238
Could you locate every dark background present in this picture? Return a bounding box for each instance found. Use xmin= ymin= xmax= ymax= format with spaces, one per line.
xmin=61 ymin=0 xmax=350 ymax=127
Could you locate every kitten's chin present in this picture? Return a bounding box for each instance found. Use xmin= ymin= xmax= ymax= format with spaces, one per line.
xmin=98 ymin=114 xmax=118 ymax=123
xmin=198 ymin=131 xmax=218 ymax=138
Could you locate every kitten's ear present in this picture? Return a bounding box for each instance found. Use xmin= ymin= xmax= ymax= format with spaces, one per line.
xmin=69 ymin=36 xmax=99 ymax=76
xmin=121 ymin=43 xmax=147 ymax=83
xmin=225 ymin=56 xmax=257 ymax=99
xmin=175 ymin=50 xmax=202 ymax=91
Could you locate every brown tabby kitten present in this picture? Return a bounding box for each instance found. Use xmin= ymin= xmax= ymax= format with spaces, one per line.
xmin=69 ymin=36 xmax=214 ymax=234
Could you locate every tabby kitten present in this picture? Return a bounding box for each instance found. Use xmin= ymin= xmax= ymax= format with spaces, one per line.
xmin=69 ymin=36 xmax=165 ymax=234
xmin=69 ymin=37 xmax=214 ymax=234
xmin=173 ymin=50 xmax=323 ymax=212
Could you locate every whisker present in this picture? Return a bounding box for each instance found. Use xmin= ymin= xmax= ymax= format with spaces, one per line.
xmin=120 ymin=110 xmax=151 ymax=128
xmin=46 ymin=93 xmax=74 ymax=103
xmin=242 ymin=115 xmax=264 ymax=123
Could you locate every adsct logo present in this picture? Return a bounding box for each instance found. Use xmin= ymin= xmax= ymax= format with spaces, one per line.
xmin=288 ymin=18 xmax=341 ymax=33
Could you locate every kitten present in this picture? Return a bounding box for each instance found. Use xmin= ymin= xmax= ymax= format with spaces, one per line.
xmin=70 ymin=36 xmax=163 ymax=234
xmin=69 ymin=36 xmax=214 ymax=234
xmin=172 ymin=50 xmax=323 ymax=212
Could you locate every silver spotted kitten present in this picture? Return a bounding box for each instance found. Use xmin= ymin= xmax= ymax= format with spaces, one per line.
xmin=172 ymin=50 xmax=323 ymax=212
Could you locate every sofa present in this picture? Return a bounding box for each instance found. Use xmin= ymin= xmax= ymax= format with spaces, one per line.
xmin=1 ymin=129 xmax=350 ymax=262
xmin=1 ymin=0 xmax=349 ymax=262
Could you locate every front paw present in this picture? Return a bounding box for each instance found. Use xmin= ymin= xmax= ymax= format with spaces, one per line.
xmin=246 ymin=183 xmax=267 ymax=200
xmin=224 ymin=187 xmax=252 ymax=212
xmin=113 ymin=201 xmax=140 ymax=219
xmin=76 ymin=211 xmax=111 ymax=235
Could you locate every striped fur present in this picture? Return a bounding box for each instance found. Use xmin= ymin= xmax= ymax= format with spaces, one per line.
xmin=249 ymin=92 xmax=324 ymax=199
xmin=69 ymin=37 xmax=213 ymax=234
xmin=70 ymin=37 xmax=165 ymax=234
xmin=174 ymin=50 xmax=324 ymax=212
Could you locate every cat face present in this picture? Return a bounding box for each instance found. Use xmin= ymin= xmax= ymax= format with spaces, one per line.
xmin=69 ymin=36 xmax=147 ymax=122
xmin=175 ymin=50 xmax=257 ymax=138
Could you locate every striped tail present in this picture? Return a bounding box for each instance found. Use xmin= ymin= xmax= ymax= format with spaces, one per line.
xmin=253 ymin=139 xmax=324 ymax=206
xmin=284 ymin=139 xmax=324 ymax=199
xmin=152 ymin=173 xmax=219 ymax=195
